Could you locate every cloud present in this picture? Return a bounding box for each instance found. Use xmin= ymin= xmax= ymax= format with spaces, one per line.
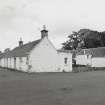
xmin=0 ymin=0 xmax=41 ymax=31
xmin=0 ymin=0 xmax=105 ymax=50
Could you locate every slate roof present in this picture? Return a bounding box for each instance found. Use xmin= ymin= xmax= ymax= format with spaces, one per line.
xmin=57 ymin=49 xmax=72 ymax=53
xmin=57 ymin=49 xmax=76 ymax=58
xmin=0 ymin=39 xmax=41 ymax=58
xmin=0 ymin=53 xmax=4 ymax=59
xmin=77 ymin=47 xmax=105 ymax=57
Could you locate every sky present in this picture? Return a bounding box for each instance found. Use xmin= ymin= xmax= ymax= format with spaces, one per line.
xmin=0 ymin=0 xmax=105 ymax=51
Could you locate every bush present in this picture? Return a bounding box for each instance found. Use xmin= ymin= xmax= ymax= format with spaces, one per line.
xmin=73 ymin=66 xmax=93 ymax=73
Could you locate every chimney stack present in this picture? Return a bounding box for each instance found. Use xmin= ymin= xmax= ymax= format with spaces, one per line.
xmin=19 ymin=37 xmax=23 ymax=47
xmin=41 ymin=25 xmax=48 ymax=39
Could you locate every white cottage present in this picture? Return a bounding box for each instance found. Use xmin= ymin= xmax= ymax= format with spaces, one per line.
xmin=76 ymin=47 xmax=105 ymax=67
xmin=0 ymin=27 xmax=72 ymax=72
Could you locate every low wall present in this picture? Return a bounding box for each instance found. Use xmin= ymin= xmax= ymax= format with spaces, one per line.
xmin=92 ymin=58 xmax=105 ymax=67
xmin=73 ymin=65 xmax=105 ymax=73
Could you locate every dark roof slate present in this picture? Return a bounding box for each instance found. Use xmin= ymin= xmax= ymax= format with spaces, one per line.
xmin=57 ymin=49 xmax=72 ymax=53
xmin=1 ymin=39 xmax=41 ymax=58
xmin=77 ymin=47 xmax=105 ymax=57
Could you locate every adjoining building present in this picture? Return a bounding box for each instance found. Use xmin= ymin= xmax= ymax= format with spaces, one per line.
xmin=76 ymin=47 xmax=105 ymax=67
xmin=0 ymin=26 xmax=72 ymax=72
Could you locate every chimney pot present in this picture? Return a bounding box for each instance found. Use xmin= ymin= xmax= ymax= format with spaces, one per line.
xmin=41 ymin=25 xmax=48 ymax=39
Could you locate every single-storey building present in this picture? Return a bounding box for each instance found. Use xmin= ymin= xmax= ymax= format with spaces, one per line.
xmin=76 ymin=47 xmax=105 ymax=67
xmin=0 ymin=26 xmax=72 ymax=72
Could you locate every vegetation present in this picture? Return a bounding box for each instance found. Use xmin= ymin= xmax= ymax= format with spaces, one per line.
xmin=62 ymin=29 xmax=105 ymax=50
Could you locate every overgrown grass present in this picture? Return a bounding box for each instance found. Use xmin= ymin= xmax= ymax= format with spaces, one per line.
xmin=0 ymin=69 xmax=105 ymax=105
xmin=73 ymin=65 xmax=105 ymax=72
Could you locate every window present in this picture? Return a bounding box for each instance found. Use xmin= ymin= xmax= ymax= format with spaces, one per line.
xmin=14 ymin=57 xmax=16 ymax=61
xmin=64 ymin=57 xmax=68 ymax=64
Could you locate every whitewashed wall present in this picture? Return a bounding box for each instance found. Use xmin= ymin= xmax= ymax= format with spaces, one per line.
xmin=4 ymin=58 xmax=7 ymax=67
xmin=76 ymin=54 xmax=105 ymax=67
xmin=91 ymin=58 xmax=105 ymax=67
xmin=20 ymin=57 xmax=28 ymax=72
xmin=0 ymin=37 xmax=72 ymax=72
xmin=11 ymin=58 xmax=14 ymax=69
xmin=8 ymin=58 xmax=11 ymax=68
xmin=1 ymin=58 xmax=4 ymax=67
xmin=9 ymin=57 xmax=28 ymax=71
xmin=76 ymin=55 xmax=91 ymax=66
xmin=58 ymin=52 xmax=72 ymax=72
xmin=15 ymin=57 xmax=20 ymax=70
xmin=18 ymin=57 xmax=22 ymax=71
xmin=29 ymin=37 xmax=58 ymax=72
xmin=29 ymin=37 xmax=72 ymax=72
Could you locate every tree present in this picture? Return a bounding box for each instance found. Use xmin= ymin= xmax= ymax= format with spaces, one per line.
xmin=62 ymin=41 xmax=73 ymax=50
xmin=62 ymin=29 xmax=105 ymax=50
xmin=99 ymin=32 xmax=105 ymax=46
xmin=62 ymin=31 xmax=84 ymax=50
xmin=80 ymin=30 xmax=104 ymax=48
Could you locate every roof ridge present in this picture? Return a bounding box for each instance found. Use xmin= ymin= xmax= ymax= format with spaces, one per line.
xmin=83 ymin=47 xmax=105 ymax=50
xmin=0 ymin=39 xmax=41 ymax=58
xmin=14 ymin=39 xmax=41 ymax=49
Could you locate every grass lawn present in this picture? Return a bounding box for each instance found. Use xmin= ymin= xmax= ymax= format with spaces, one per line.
xmin=0 ymin=69 xmax=105 ymax=105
